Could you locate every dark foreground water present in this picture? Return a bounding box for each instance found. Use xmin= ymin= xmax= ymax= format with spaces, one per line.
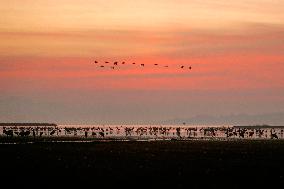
xmin=1 ymin=140 xmax=284 ymax=188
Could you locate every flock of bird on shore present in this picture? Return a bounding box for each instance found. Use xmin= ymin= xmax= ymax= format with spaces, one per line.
xmin=1 ymin=126 xmax=282 ymax=139
xmin=93 ymin=60 xmax=192 ymax=70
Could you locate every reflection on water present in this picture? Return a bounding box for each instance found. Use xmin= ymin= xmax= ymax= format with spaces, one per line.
xmin=1 ymin=124 xmax=284 ymax=140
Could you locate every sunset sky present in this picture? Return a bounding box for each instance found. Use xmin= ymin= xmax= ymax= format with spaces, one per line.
xmin=1 ymin=0 xmax=284 ymax=124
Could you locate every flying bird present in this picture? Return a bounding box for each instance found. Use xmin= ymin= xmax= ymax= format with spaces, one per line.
xmin=92 ymin=59 xmax=192 ymax=72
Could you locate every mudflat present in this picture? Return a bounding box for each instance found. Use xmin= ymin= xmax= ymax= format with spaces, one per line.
xmin=1 ymin=140 xmax=284 ymax=187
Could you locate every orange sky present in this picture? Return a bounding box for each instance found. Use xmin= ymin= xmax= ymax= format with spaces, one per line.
xmin=1 ymin=0 xmax=284 ymax=123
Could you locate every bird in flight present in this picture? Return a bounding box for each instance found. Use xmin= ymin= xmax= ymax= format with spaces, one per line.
xmin=93 ymin=59 xmax=192 ymax=71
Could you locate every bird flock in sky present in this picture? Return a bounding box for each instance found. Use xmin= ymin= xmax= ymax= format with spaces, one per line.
xmin=92 ymin=60 xmax=192 ymax=70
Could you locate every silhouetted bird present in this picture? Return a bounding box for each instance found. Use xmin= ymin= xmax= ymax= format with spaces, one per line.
xmin=189 ymin=66 xmax=192 ymax=69
xmin=141 ymin=64 xmax=145 ymax=67
xmin=100 ymin=65 xmax=104 ymax=68
xmin=114 ymin=62 xmax=118 ymax=65
xmin=132 ymin=63 xmax=136 ymax=64
xmin=94 ymin=61 xmax=98 ymax=63
xmin=3 ymin=130 xmax=13 ymax=137
xmin=105 ymin=61 xmax=109 ymax=64
xmin=181 ymin=66 xmax=184 ymax=68
xmin=154 ymin=64 xmax=158 ymax=66
xmin=122 ymin=62 xmax=125 ymax=64
xmin=50 ymin=130 xmax=56 ymax=135
xmin=99 ymin=132 xmax=104 ymax=138
xmin=111 ymin=66 xmax=115 ymax=69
